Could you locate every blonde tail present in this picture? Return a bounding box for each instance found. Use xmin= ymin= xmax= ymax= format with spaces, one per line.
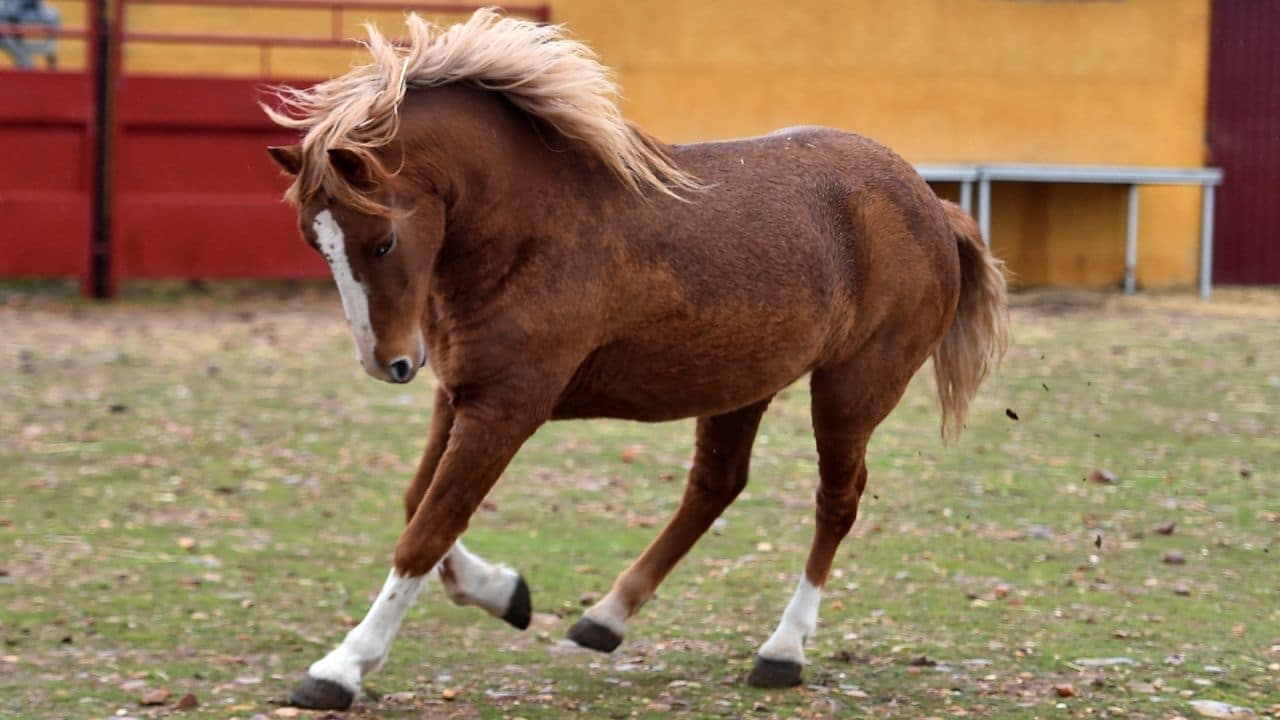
xmin=934 ymin=200 xmax=1010 ymax=439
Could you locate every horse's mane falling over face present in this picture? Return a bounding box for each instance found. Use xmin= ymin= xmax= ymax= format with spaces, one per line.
xmin=263 ymin=8 xmax=701 ymax=214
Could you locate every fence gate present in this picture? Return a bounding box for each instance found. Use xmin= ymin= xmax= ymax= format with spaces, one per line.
xmin=0 ymin=0 xmax=549 ymax=296
xmin=0 ymin=1 xmax=102 ymax=289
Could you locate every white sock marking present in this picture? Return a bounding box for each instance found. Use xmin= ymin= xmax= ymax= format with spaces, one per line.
xmin=758 ymin=576 xmax=821 ymax=665
xmin=582 ymin=590 xmax=629 ymax=636
xmin=307 ymin=569 xmax=426 ymax=692
xmin=313 ymin=210 xmax=377 ymax=370
xmin=439 ymin=541 xmax=520 ymax=618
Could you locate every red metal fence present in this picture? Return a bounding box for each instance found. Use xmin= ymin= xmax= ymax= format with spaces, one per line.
xmin=0 ymin=0 xmax=550 ymax=296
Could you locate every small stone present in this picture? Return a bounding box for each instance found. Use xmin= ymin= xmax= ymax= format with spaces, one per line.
xmin=441 ymin=688 xmax=458 ymax=701
xmin=1054 ymin=684 xmax=1077 ymax=698
xmin=1074 ymin=657 xmax=1138 ymax=668
xmin=177 ymin=537 xmax=197 ymax=551
xmin=1163 ymin=550 xmax=1186 ymax=565
xmin=579 ymin=592 xmax=598 ymax=606
xmin=1155 ymin=521 xmax=1176 ymax=535
xmin=174 ymin=693 xmax=198 ymax=711
xmin=1173 ymin=583 xmax=1192 ymax=596
xmin=272 ymin=709 xmax=300 ymax=718
xmin=1189 ymin=699 xmax=1255 ymax=718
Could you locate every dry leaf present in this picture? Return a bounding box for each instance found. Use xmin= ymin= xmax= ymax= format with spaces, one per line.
xmin=138 ymin=688 xmax=170 ymax=706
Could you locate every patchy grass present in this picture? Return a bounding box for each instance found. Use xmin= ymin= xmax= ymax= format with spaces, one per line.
xmin=1 ymin=286 xmax=1278 ymax=720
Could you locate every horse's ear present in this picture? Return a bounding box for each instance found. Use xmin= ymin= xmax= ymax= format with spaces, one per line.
xmin=267 ymin=145 xmax=303 ymax=176
xmin=327 ymin=147 xmax=377 ymax=189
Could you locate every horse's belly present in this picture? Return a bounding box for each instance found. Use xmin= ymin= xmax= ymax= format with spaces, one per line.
xmin=552 ymin=332 xmax=818 ymax=422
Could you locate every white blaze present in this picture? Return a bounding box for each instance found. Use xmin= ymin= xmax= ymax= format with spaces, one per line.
xmin=313 ymin=210 xmax=377 ymax=369
xmin=757 ymin=576 xmax=821 ymax=664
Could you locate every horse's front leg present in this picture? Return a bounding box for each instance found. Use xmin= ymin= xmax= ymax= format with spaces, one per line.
xmin=289 ymin=395 xmax=544 ymax=710
xmin=404 ymin=389 xmax=532 ymax=629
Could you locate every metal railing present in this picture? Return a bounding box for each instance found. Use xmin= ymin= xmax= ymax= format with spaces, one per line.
xmin=918 ymin=163 xmax=1223 ymax=299
xmin=1 ymin=0 xmax=551 ymax=77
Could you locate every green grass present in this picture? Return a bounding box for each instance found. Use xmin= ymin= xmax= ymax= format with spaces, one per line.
xmin=1 ymin=287 xmax=1278 ymax=719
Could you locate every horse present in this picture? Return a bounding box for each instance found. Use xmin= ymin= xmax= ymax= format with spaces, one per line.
xmin=264 ymin=9 xmax=1008 ymax=711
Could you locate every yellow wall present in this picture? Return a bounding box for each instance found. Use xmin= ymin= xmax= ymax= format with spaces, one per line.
xmin=25 ymin=0 xmax=1212 ymax=287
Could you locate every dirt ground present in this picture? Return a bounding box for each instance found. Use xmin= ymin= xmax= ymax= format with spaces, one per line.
xmin=2 ymin=284 xmax=1277 ymax=719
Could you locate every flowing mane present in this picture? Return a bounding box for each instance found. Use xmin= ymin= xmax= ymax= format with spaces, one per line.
xmin=265 ymin=9 xmax=700 ymax=212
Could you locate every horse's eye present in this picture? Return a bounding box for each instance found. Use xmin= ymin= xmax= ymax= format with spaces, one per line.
xmin=374 ymin=233 xmax=396 ymax=258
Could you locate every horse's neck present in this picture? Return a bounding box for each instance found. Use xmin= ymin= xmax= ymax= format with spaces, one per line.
xmin=404 ymin=87 xmax=632 ymax=294
xmin=404 ymin=86 xmax=618 ymax=230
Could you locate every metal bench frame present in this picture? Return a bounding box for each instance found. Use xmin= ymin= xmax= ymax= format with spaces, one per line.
xmin=916 ymin=163 xmax=1224 ymax=299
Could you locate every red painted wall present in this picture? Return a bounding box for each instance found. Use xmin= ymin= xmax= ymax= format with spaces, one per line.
xmin=1208 ymin=0 xmax=1280 ymax=285
xmin=0 ymin=71 xmax=94 ymax=278
xmin=113 ymin=76 xmax=325 ymax=279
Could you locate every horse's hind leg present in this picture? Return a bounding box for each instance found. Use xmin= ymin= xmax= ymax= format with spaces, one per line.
xmin=568 ymin=397 xmax=771 ymax=652
xmin=747 ymin=362 xmax=909 ymax=688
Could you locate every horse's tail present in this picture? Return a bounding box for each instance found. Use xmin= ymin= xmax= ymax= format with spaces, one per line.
xmin=933 ymin=199 xmax=1009 ymax=440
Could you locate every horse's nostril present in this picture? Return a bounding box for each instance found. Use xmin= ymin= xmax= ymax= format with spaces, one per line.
xmin=388 ymin=358 xmax=413 ymax=383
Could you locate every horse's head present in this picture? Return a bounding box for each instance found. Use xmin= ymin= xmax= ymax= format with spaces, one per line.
xmin=268 ymin=144 xmax=444 ymax=384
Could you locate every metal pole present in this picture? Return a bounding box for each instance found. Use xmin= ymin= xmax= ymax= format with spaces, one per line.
xmin=1199 ymin=184 xmax=1216 ymax=300
xmin=1124 ymin=184 xmax=1139 ymax=294
xmin=87 ymin=0 xmax=114 ymax=298
xmin=959 ymin=179 xmax=973 ymax=216
xmin=977 ymin=177 xmax=991 ymax=245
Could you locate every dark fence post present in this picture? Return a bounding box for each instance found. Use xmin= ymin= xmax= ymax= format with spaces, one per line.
xmin=87 ymin=0 xmax=118 ymax=298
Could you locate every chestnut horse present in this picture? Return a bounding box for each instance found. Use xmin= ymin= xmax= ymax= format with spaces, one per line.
xmin=265 ymin=10 xmax=1007 ymax=710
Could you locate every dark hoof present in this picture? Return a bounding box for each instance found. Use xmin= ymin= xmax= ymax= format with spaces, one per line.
xmin=501 ymin=574 xmax=532 ymax=630
xmin=289 ymin=675 xmax=355 ymax=711
xmin=566 ymin=616 xmax=623 ymax=653
xmin=746 ymin=656 xmax=804 ymax=688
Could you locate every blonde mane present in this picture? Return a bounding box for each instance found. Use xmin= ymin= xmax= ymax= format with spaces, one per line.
xmin=265 ymin=9 xmax=700 ymax=212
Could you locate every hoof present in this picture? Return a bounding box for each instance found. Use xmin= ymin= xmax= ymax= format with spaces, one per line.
xmin=289 ymin=675 xmax=355 ymax=711
xmin=501 ymin=574 xmax=532 ymax=630
xmin=566 ymin=616 xmax=623 ymax=653
xmin=746 ymin=656 xmax=804 ymax=688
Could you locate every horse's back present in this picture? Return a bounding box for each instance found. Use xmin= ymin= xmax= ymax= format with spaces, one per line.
xmin=667 ymin=127 xmax=960 ymax=364
xmin=556 ymin=127 xmax=959 ymax=422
